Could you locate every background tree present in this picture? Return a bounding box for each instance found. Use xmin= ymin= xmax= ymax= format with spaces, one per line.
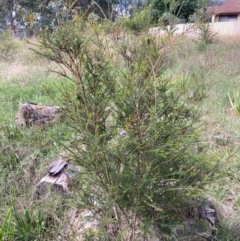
xmin=17 ymin=0 xmax=118 ymax=21
xmin=0 ymin=0 xmax=118 ymax=37
xmin=146 ymin=0 xmax=208 ymax=24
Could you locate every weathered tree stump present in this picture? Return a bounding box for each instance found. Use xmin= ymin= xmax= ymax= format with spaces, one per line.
xmin=15 ymin=103 xmax=61 ymax=126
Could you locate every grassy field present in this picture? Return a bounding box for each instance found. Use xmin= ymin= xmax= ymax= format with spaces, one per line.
xmin=0 ymin=35 xmax=74 ymax=240
xmin=172 ymin=38 xmax=240 ymax=239
xmin=1 ymin=32 xmax=240 ymax=240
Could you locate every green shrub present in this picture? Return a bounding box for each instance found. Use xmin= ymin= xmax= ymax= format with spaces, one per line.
xmin=36 ymin=19 xmax=217 ymax=239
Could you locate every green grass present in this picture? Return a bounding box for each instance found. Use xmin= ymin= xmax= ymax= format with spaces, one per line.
xmin=168 ymin=39 xmax=240 ymax=240
xmin=0 ymin=39 xmax=73 ymax=240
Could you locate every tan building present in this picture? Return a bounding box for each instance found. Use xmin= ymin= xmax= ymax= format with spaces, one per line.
xmin=207 ymin=0 xmax=240 ymax=23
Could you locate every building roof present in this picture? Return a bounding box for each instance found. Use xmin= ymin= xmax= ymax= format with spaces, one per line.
xmin=206 ymin=0 xmax=240 ymax=15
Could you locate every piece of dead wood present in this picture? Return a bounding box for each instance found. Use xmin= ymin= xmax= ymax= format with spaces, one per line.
xmin=35 ymin=153 xmax=79 ymax=199
xmin=49 ymin=159 xmax=68 ymax=176
xmin=36 ymin=172 xmax=69 ymax=197
xmin=15 ymin=103 xmax=61 ymax=126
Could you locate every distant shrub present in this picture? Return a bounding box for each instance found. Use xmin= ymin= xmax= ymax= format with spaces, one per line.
xmin=123 ymin=7 xmax=152 ymax=33
xmin=196 ymin=23 xmax=217 ymax=51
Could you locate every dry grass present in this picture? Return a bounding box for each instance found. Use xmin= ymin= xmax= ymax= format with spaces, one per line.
xmin=0 ymin=38 xmax=61 ymax=85
xmin=166 ymin=38 xmax=240 ymax=238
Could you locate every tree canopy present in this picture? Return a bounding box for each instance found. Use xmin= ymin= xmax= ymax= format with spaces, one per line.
xmin=0 ymin=0 xmax=118 ymax=31
xmin=18 ymin=0 xmax=117 ymax=18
